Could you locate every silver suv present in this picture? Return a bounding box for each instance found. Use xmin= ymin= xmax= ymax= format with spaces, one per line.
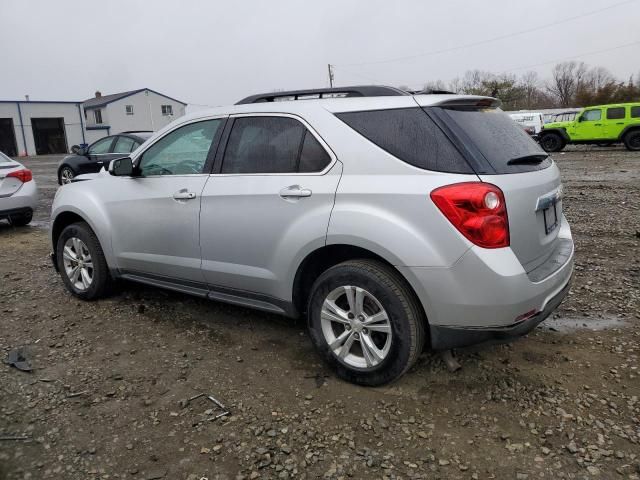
xmin=50 ymin=86 xmax=574 ymax=386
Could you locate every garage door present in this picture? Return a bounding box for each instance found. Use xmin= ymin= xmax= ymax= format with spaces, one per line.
xmin=0 ymin=118 xmax=18 ymax=157
xmin=32 ymin=117 xmax=68 ymax=155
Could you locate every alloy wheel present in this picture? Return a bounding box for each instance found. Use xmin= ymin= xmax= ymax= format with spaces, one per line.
xmin=62 ymin=237 xmax=94 ymax=291
xmin=320 ymin=285 xmax=392 ymax=369
xmin=61 ymin=168 xmax=74 ymax=184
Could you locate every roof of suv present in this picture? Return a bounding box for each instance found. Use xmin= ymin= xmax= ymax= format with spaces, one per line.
xmin=176 ymin=94 xmax=500 ymax=128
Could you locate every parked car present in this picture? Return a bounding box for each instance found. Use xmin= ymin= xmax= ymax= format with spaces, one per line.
xmin=0 ymin=151 xmax=37 ymax=226
xmin=539 ymin=102 xmax=640 ymax=152
xmin=508 ymin=111 xmax=545 ymax=138
xmin=50 ymin=86 xmax=574 ymax=386
xmin=57 ymin=132 xmax=152 ymax=184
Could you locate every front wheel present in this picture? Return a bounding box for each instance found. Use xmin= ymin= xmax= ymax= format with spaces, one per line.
xmin=56 ymin=222 xmax=112 ymax=300
xmin=59 ymin=166 xmax=75 ymax=185
xmin=539 ymin=132 xmax=566 ymax=152
xmin=623 ymin=130 xmax=640 ymax=151
xmin=307 ymin=259 xmax=426 ymax=386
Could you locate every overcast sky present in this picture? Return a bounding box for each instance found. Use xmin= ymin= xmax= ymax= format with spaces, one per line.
xmin=1 ymin=0 xmax=638 ymax=108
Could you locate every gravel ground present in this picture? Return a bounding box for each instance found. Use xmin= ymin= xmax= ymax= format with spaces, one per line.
xmin=1 ymin=147 xmax=639 ymax=480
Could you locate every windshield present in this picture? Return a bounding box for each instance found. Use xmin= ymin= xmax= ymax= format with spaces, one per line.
xmin=440 ymin=107 xmax=551 ymax=174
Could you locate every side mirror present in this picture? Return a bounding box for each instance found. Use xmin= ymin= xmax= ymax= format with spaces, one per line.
xmin=578 ymin=116 xmax=585 ymax=122
xmin=71 ymin=145 xmax=80 ymax=154
xmin=109 ymin=157 xmax=134 ymax=177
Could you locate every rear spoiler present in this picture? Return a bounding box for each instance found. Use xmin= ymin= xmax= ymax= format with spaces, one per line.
xmin=430 ymin=96 xmax=502 ymax=109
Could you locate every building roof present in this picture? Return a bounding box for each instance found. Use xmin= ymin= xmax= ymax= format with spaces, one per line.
xmin=82 ymin=88 xmax=186 ymax=109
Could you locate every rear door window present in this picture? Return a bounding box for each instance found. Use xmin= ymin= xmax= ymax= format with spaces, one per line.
xmin=606 ymin=107 xmax=626 ymax=120
xmin=336 ymin=108 xmax=473 ymax=173
xmin=440 ymin=107 xmax=551 ymax=174
xmin=631 ymin=106 xmax=640 ymax=118
xmin=222 ymin=116 xmax=324 ymax=174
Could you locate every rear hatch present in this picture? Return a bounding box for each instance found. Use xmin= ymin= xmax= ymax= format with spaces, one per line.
xmin=0 ymin=158 xmax=24 ymax=198
xmin=418 ymin=99 xmax=562 ymax=272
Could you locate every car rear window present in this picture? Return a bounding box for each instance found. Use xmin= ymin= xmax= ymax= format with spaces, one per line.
xmin=440 ymin=107 xmax=551 ymax=174
xmin=335 ymin=108 xmax=473 ymax=174
xmin=0 ymin=152 xmax=11 ymax=163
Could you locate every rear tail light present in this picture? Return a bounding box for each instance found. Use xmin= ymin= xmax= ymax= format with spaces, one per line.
xmin=430 ymin=182 xmax=509 ymax=248
xmin=7 ymin=169 xmax=33 ymax=183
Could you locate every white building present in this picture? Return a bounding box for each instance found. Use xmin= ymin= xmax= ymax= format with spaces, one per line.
xmin=0 ymin=88 xmax=186 ymax=156
xmin=82 ymin=88 xmax=186 ymax=143
xmin=0 ymin=100 xmax=86 ymax=156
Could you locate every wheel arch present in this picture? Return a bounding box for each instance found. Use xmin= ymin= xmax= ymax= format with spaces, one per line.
xmin=619 ymin=125 xmax=640 ymax=141
xmin=291 ymin=244 xmax=429 ymax=332
xmin=540 ymin=128 xmax=569 ymax=142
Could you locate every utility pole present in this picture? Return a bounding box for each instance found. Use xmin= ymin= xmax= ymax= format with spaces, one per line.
xmin=328 ymin=64 xmax=334 ymax=88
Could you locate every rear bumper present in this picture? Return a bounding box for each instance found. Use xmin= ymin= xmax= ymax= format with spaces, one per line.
xmin=0 ymin=180 xmax=38 ymax=217
xmin=0 ymin=206 xmax=33 ymax=219
xmin=397 ymin=220 xmax=574 ymax=350
xmin=429 ymin=275 xmax=571 ymax=350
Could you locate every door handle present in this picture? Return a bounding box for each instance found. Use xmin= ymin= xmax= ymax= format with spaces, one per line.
xmin=173 ymin=190 xmax=196 ymax=200
xmin=616 ymin=122 xmax=624 ymax=125
xmin=279 ymin=185 xmax=312 ymax=199
xmin=594 ymin=123 xmax=602 ymax=126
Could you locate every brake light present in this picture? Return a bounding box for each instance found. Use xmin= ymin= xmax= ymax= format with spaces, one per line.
xmin=7 ymin=169 xmax=33 ymax=183
xmin=430 ymin=182 xmax=509 ymax=248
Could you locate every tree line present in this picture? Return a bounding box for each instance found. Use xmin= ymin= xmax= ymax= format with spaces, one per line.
xmin=403 ymin=62 xmax=640 ymax=111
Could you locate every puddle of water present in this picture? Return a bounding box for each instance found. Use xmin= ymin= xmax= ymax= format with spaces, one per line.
xmin=540 ymin=315 xmax=627 ymax=333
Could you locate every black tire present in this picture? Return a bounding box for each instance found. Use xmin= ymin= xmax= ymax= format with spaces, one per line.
xmin=307 ymin=259 xmax=426 ymax=386
xmin=623 ymin=130 xmax=640 ymax=151
xmin=58 ymin=166 xmax=75 ymax=185
xmin=9 ymin=210 xmax=32 ymax=226
xmin=56 ymin=222 xmax=112 ymax=300
xmin=540 ymin=132 xmax=565 ymax=152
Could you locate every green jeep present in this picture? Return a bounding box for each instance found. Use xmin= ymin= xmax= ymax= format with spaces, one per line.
xmin=539 ymin=102 xmax=640 ymax=152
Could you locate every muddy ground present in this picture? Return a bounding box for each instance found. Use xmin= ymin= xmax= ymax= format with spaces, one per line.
xmin=1 ymin=147 xmax=639 ymax=480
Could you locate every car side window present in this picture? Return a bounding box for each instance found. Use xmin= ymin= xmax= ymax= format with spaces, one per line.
xmin=138 ymin=120 xmax=222 ymax=176
xmin=113 ymin=136 xmax=136 ymax=153
xmin=581 ymin=110 xmax=602 ymax=122
xmin=222 ymin=117 xmax=305 ymax=174
xmin=606 ymin=107 xmax=625 ymax=120
xmin=631 ymin=106 xmax=640 ymax=118
xmin=299 ymin=131 xmax=331 ymax=172
xmin=88 ymin=137 xmax=114 ymax=154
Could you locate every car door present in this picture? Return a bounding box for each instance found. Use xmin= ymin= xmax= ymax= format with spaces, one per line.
xmin=105 ymin=118 xmax=226 ymax=283
xmin=572 ymin=108 xmax=605 ymax=140
xmin=603 ymin=106 xmax=627 ymax=140
xmin=80 ymin=136 xmax=115 ymax=174
xmin=199 ymin=114 xmax=342 ymax=303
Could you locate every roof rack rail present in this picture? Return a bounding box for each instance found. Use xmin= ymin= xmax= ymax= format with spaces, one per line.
xmin=235 ymin=85 xmax=409 ymax=105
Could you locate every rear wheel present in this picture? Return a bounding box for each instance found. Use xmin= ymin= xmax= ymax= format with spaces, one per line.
xmin=9 ymin=210 xmax=32 ymax=226
xmin=540 ymin=132 xmax=565 ymax=152
xmin=56 ymin=222 xmax=112 ymax=300
xmin=623 ymin=130 xmax=640 ymax=151
xmin=59 ymin=166 xmax=75 ymax=185
xmin=307 ymin=259 xmax=425 ymax=386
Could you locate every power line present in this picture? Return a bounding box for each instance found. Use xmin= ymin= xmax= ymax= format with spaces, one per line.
xmin=336 ymin=0 xmax=638 ymax=68
xmin=501 ymin=40 xmax=640 ymax=73
xmin=335 ymin=39 xmax=640 ymax=91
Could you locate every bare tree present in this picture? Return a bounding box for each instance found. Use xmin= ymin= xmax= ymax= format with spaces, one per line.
xmin=422 ymin=80 xmax=447 ymax=92
xmin=520 ymin=71 xmax=539 ymax=110
xmin=546 ymin=61 xmax=587 ymax=107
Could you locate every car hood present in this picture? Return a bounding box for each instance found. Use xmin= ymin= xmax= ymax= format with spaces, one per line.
xmin=544 ymin=121 xmax=573 ymax=129
xmin=72 ymin=171 xmax=106 ymax=182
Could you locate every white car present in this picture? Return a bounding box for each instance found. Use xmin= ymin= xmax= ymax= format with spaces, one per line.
xmin=0 ymin=152 xmax=37 ymax=226
xmin=509 ymin=112 xmax=545 ymax=137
